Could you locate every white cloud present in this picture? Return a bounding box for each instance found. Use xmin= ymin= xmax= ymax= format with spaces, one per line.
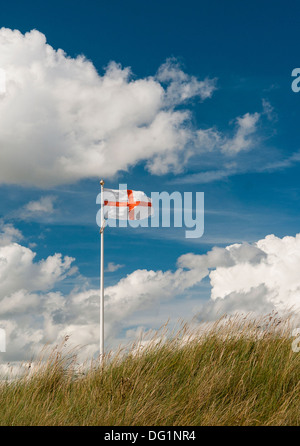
xmin=0 ymin=228 xmax=76 ymax=318
xmin=209 ymin=234 xmax=300 ymax=315
xmin=105 ymin=262 xmax=124 ymax=272
xmin=156 ymin=58 xmax=217 ymax=105
xmin=103 ymin=266 xmax=207 ymax=338
xmin=177 ymin=242 xmax=266 ymax=270
xmin=170 ymin=108 xmax=267 ymax=184
xmin=25 ymin=196 xmax=56 ymax=214
xmin=221 ymin=112 xmax=260 ymax=155
xmin=1 ymin=224 xmax=300 ymax=365
xmin=0 ymin=28 xmax=217 ymax=187
xmin=0 ymin=223 xmax=23 ymax=246
xmin=0 ymin=290 xmax=40 ymax=316
xmin=0 ymin=243 xmax=75 ymax=297
xmin=195 ymin=112 xmax=261 ymax=156
xmin=17 ymin=196 xmax=58 ymax=222
xmin=179 ymin=234 xmax=300 ymax=321
xmin=148 ymin=109 xmax=263 ymax=177
xmin=0 ymin=222 xmax=207 ymax=362
xmin=0 ymin=28 xmax=271 ymax=188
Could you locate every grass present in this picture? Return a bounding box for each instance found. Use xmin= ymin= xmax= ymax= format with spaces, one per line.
xmin=0 ymin=314 xmax=299 ymax=426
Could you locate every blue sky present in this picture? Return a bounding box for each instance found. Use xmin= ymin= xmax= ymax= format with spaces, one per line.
xmin=0 ymin=0 xmax=300 ymax=362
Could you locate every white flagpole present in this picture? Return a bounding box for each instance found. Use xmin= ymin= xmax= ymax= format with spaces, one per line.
xmin=100 ymin=179 xmax=105 ymax=363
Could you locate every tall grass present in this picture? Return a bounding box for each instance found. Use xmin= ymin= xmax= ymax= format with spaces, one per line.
xmin=0 ymin=314 xmax=299 ymax=426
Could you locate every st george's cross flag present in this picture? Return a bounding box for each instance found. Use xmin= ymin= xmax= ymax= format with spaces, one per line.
xmin=103 ymin=188 xmax=153 ymax=221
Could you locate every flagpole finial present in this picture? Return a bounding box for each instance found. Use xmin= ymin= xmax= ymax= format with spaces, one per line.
xmin=100 ymin=179 xmax=105 ymax=186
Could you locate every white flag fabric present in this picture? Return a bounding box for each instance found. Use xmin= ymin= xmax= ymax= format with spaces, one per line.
xmin=103 ymin=188 xmax=153 ymax=220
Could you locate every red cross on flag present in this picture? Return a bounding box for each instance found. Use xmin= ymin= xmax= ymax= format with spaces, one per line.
xmin=103 ymin=188 xmax=153 ymax=221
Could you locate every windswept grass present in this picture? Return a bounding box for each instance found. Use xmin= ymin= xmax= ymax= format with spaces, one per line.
xmin=0 ymin=315 xmax=300 ymax=426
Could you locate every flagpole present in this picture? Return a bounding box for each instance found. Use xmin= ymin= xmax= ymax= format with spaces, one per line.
xmin=100 ymin=179 xmax=105 ymax=363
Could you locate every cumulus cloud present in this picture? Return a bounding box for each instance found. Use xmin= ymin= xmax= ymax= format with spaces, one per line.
xmin=1 ymin=224 xmax=300 ymax=365
xmin=0 ymin=28 xmax=271 ymax=188
xmin=103 ymin=266 xmax=207 ymax=336
xmin=209 ymin=234 xmax=300 ymax=315
xmin=0 ymin=243 xmax=75 ymax=297
xmin=177 ymin=242 xmax=266 ymax=270
xmin=0 ymin=230 xmax=78 ymax=362
xmin=0 ymin=222 xmax=208 ymax=362
xmin=0 ymin=223 xmax=23 ymax=246
xmin=0 ymin=28 xmax=218 ymax=187
xmin=199 ymin=285 xmax=277 ymax=322
xmin=179 ymin=234 xmax=300 ymax=320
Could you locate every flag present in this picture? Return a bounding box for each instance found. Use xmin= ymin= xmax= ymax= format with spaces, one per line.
xmin=103 ymin=188 xmax=153 ymax=221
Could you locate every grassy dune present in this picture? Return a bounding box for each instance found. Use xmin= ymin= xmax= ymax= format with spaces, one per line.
xmin=0 ymin=316 xmax=299 ymax=426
